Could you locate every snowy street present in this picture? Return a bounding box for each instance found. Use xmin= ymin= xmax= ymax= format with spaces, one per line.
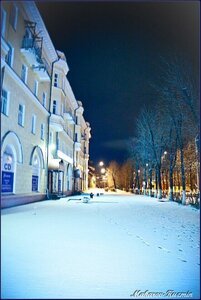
xmin=1 ymin=190 xmax=200 ymax=299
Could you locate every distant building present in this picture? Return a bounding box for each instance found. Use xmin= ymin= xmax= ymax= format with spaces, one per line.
xmin=1 ymin=1 xmax=91 ymax=207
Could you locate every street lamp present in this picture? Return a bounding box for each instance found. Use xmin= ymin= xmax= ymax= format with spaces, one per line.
xmin=101 ymin=167 xmax=106 ymax=174
xmin=99 ymin=161 xmax=104 ymax=167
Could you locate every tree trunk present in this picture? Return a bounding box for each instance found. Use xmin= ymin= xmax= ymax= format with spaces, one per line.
xmin=143 ymin=168 xmax=146 ymax=195
xmin=154 ymin=168 xmax=158 ymax=197
xmin=168 ymin=167 xmax=174 ymax=201
xmin=180 ymin=148 xmax=186 ymax=204
xmin=149 ymin=168 xmax=152 ymax=196
xmin=157 ymin=166 xmax=162 ymax=199
xmin=112 ymin=174 xmax=116 ymax=189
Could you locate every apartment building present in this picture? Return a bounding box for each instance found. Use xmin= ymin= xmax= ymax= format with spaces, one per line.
xmin=1 ymin=1 xmax=91 ymax=207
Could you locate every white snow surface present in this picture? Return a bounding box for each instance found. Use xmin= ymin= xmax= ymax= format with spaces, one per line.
xmin=1 ymin=190 xmax=200 ymax=299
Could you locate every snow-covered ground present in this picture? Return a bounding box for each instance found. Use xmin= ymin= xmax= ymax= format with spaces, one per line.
xmin=1 ymin=190 xmax=200 ymax=299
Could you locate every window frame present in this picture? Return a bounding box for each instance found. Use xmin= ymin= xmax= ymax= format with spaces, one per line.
xmin=31 ymin=114 xmax=36 ymax=134
xmin=42 ymin=92 xmax=46 ymax=108
xmin=10 ymin=4 xmax=18 ymax=31
xmin=53 ymin=100 xmax=57 ymax=114
xmin=6 ymin=43 xmax=14 ymax=67
xmin=40 ymin=123 xmax=45 ymax=140
xmin=21 ymin=64 xmax=28 ymax=84
xmin=1 ymin=8 xmax=6 ymax=38
xmin=18 ymin=104 xmax=25 ymax=127
xmin=54 ymin=73 xmax=58 ymax=87
xmin=1 ymin=89 xmax=9 ymax=116
xmin=34 ymin=80 xmax=38 ymax=97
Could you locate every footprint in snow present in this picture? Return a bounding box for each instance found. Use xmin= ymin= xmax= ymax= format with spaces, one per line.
xmin=178 ymin=249 xmax=183 ymax=252
xmin=143 ymin=241 xmax=150 ymax=246
xmin=158 ymin=246 xmax=170 ymax=253
xmin=178 ymin=257 xmax=187 ymax=263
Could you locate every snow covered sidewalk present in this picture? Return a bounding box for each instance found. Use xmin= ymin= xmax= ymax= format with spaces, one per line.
xmin=1 ymin=192 xmax=200 ymax=299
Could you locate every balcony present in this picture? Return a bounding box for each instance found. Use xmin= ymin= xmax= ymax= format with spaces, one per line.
xmin=75 ymin=142 xmax=81 ymax=151
xmin=50 ymin=114 xmax=64 ymax=132
xmin=21 ymin=37 xmax=50 ymax=81
xmin=64 ymin=111 xmax=75 ymax=124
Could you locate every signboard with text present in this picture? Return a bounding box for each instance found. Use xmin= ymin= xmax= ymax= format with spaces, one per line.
xmin=32 ymin=175 xmax=39 ymax=192
xmin=2 ymin=171 xmax=14 ymax=193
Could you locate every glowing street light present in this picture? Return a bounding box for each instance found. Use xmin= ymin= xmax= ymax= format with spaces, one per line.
xmin=101 ymin=168 xmax=106 ymax=174
xmin=99 ymin=161 xmax=104 ymax=167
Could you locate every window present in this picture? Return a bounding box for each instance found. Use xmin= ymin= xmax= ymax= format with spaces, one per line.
xmin=9 ymin=4 xmax=18 ymax=31
xmin=31 ymin=115 xmax=36 ymax=134
xmin=1 ymin=8 xmax=6 ymax=37
xmin=75 ymin=133 xmax=78 ymax=142
xmin=53 ymin=100 xmax=57 ymax=114
xmin=40 ymin=124 xmax=45 ymax=140
xmin=54 ymin=73 xmax=58 ymax=87
xmin=5 ymin=43 xmax=14 ymax=67
xmin=18 ymin=104 xmax=25 ymax=126
xmin=1 ymin=89 xmax=9 ymax=116
xmin=34 ymin=80 xmax=38 ymax=97
xmin=42 ymin=92 xmax=46 ymax=107
xmin=21 ymin=64 xmax=27 ymax=83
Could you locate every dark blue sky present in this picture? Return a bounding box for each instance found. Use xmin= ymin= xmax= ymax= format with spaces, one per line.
xmin=36 ymin=1 xmax=199 ymax=164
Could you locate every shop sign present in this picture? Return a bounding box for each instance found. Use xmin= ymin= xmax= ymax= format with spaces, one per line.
xmin=2 ymin=171 xmax=14 ymax=193
xmin=32 ymin=175 xmax=39 ymax=191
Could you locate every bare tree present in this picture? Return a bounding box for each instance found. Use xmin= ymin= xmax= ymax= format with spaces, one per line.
xmin=151 ymin=55 xmax=199 ymax=204
xmin=107 ymin=161 xmax=120 ymax=190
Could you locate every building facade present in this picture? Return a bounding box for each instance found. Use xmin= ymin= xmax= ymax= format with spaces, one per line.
xmin=1 ymin=1 xmax=91 ymax=208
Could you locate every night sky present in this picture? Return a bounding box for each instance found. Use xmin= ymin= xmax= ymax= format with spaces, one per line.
xmin=36 ymin=1 xmax=199 ymax=165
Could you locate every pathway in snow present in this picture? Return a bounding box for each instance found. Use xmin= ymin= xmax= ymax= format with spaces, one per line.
xmin=1 ymin=191 xmax=200 ymax=299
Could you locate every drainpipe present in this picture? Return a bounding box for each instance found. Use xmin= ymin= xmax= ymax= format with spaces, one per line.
xmin=46 ymin=57 xmax=59 ymax=199
xmin=72 ymin=105 xmax=80 ymax=194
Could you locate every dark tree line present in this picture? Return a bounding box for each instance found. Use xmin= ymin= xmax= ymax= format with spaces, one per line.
xmin=129 ymin=55 xmax=200 ymax=205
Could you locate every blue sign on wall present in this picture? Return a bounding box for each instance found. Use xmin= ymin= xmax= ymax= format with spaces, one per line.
xmin=32 ymin=175 xmax=39 ymax=192
xmin=2 ymin=171 xmax=14 ymax=193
